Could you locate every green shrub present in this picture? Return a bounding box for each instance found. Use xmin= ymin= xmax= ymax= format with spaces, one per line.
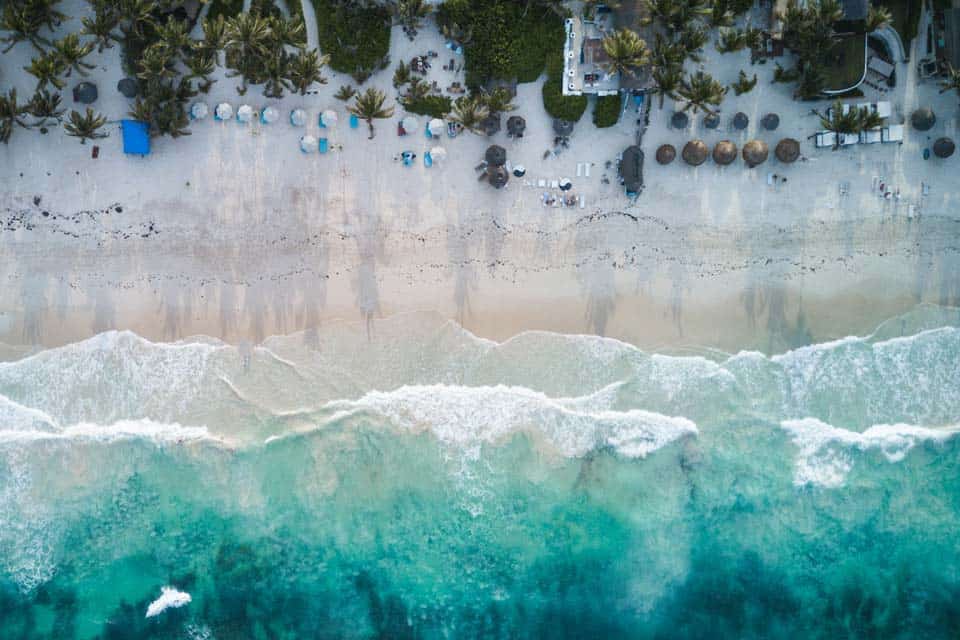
xmin=592 ymin=94 xmax=621 ymax=128
xmin=542 ymin=75 xmax=587 ymax=122
xmin=207 ymin=0 xmax=244 ymax=22
xmin=311 ymin=0 xmax=390 ymax=83
xmin=402 ymin=95 xmax=453 ymax=118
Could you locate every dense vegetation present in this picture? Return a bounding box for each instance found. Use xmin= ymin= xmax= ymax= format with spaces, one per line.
xmin=206 ymin=0 xmax=244 ymax=22
xmin=541 ymin=54 xmax=587 ymax=122
xmin=311 ymin=0 xmax=390 ymax=83
xmin=401 ymin=94 xmax=452 ymax=119
xmin=436 ymin=0 xmax=565 ymax=89
xmin=592 ymin=94 xmax=621 ymax=128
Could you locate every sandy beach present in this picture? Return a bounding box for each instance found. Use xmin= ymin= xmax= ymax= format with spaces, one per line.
xmin=1 ymin=1 xmax=958 ymax=355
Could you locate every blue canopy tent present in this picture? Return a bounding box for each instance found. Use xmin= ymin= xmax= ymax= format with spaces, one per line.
xmin=121 ymin=120 xmax=150 ymax=155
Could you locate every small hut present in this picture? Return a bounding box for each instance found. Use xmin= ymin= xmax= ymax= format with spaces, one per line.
xmin=553 ymin=119 xmax=574 ymax=137
xmin=656 ymin=144 xmax=676 ymax=165
xmin=911 ymin=108 xmax=936 ymax=131
xmin=775 ymin=138 xmax=801 ymax=163
xmin=481 ymin=113 xmax=501 ymax=136
xmin=712 ymin=140 xmax=738 ymax=165
xmin=761 ymin=113 xmax=780 ymax=131
xmin=732 ymin=112 xmax=749 ymax=130
xmin=703 ymin=113 xmax=720 ymax=129
xmin=73 ymin=81 xmax=98 ymax=104
xmin=671 ymin=111 xmax=689 ymax=129
xmin=507 ymin=115 xmax=526 ymax=137
xmin=485 ymin=144 xmax=506 ymax=167
xmin=487 ymin=165 xmax=510 ymax=189
xmin=620 ymin=145 xmax=643 ymax=194
xmin=742 ymin=140 xmax=769 ymax=168
xmin=682 ymin=139 xmax=708 ymax=166
xmin=933 ymin=137 xmax=955 ymax=158
xmin=117 ymin=78 xmax=138 ymax=98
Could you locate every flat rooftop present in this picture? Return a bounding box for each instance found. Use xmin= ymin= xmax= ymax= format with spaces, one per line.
xmin=563 ymin=16 xmax=620 ymax=96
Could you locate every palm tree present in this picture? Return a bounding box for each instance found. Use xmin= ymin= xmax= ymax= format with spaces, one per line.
xmin=679 ymin=24 xmax=709 ymax=62
xmin=481 ymin=87 xmax=516 ymax=114
xmin=271 ymin=15 xmax=306 ymax=49
xmin=447 ymin=95 xmax=488 ymax=134
xmin=0 ymin=0 xmax=64 ymax=53
xmin=53 ymin=33 xmax=96 ymax=77
xmin=285 ymin=49 xmax=329 ymax=96
xmin=601 ymin=28 xmax=650 ymax=78
xmin=678 ymin=70 xmax=726 ymax=114
xmin=857 ymin=107 xmax=883 ymax=132
xmin=260 ymin=48 xmax=288 ymax=99
xmin=393 ymin=0 xmax=430 ymax=35
xmin=817 ymin=100 xmax=861 ymax=149
xmin=82 ymin=1 xmax=121 ymax=53
xmin=24 ymin=51 xmax=67 ymax=91
xmin=866 ymin=6 xmax=892 ymax=32
xmin=137 ymin=43 xmax=177 ymax=85
xmin=26 ymin=89 xmax=64 ymax=127
xmin=348 ymin=87 xmax=394 ymax=139
xmin=196 ymin=14 xmax=227 ymax=62
xmin=0 ymin=89 xmax=30 ymax=143
xmin=64 ymin=107 xmax=109 ymax=144
xmin=186 ymin=51 xmax=217 ymax=93
xmin=403 ymin=77 xmax=430 ymax=102
xmin=939 ymin=62 xmax=960 ymax=98
xmin=393 ymin=60 xmax=411 ymax=88
xmin=156 ymin=17 xmax=192 ymax=57
xmin=730 ymin=70 xmax=757 ymax=95
xmin=709 ymin=0 xmax=734 ymax=27
xmin=224 ymin=12 xmax=272 ymax=94
xmin=335 ymin=85 xmax=357 ymax=101
xmin=118 ymin=0 xmax=157 ymax=39
xmin=651 ymin=32 xmax=685 ymax=69
xmin=651 ymin=65 xmax=683 ymax=109
xmin=716 ymin=27 xmax=747 ymax=53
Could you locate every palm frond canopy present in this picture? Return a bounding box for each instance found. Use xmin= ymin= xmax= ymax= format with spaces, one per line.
xmin=933 ymin=137 xmax=955 ymax=158
xmin=775 ymin=138 xmax=801 ymax=163
xmin=911 ymin=107 xmax=935 ymax=131
xmin=761 ymin=113 xmax=780 ymax=130
xmin=682 ymin=139 xmax=708 ymax=166
xmin=742 ymin=140 xmax=769 ymax=167
xmin=732 ymin=112 xmax=748 ymax=130
xmin=73 ymin=82 xmax=98 ymax=104
xmin=485 ymin=144 xmax=506 ymax=167
xmin=712 ymin=140 xmax=737 ymax=165
xmin=655 ymin=144 xmax=676 ymax=165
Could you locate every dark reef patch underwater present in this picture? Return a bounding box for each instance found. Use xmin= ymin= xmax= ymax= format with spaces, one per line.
xmin=0 ymin=307 xmax=959 ymax=639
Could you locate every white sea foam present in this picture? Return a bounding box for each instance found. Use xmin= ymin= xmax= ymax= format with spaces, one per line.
xmin=0 ymin=419 xmax=216 ymax=446
xmin=145 ymin=586 xmax=191 ymax=618
xmin=781 ymin=418 xmax=958 ymax=488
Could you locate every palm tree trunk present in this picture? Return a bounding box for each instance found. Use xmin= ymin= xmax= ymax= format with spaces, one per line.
xmin=367 ymin=119 xmax=374 ymax=139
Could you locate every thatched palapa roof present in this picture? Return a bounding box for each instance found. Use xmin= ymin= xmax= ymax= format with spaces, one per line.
xmin=732 ymin=112 xmax=748 ymax=130
xmin=934 ymin=137 xmax=955 ymax=158
xmin=911 ymin=107 xmax=936 ymax=131
xmin=553 ymin=119 xmax=574 ymax=136
xmin=620 ymin=145 xmax=644 ymax=193
xmin=487 ymin=165 xmax=509 ymax=188
xmin=742 ymin=140 xmax=769 ymax=167
xmin=775 ymin=138 xmax=800 ymax=163
xmin=481 ymin=113 xmax=501 ymax=136
xmin=656 ymin=144 xmax=676 ymax=165
xmin=761 ymin=113 xmax=780 ymax=131
xmin=682 ymin=139 xmax=708 ymax=166
xmin=671 ymin=111 xmax=689 ymax=129
xmin=712 ymin=140 xmax=738 ymax=165
xmin=485 ymin=145 xmax=506 ymax=166
xmin=507 ymin=115 xmax=526 ymax=136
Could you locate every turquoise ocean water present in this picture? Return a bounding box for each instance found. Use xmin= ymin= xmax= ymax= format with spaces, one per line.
xmin=1 ymin=307 xmax=959 ymax=639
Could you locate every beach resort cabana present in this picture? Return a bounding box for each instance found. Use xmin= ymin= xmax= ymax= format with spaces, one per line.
xmin=190 ymin=102 xmax=208 ymax=120
xmin=236 ymin=105 xmax=254 ymax=123
xmin=117 ymin=78 xmax=138 ymax=98
xmin=732 ymin=112 xmax=748 ymax=131
xmin=703 ymin=113 xmax=720 ymax=129
xmin=430 ymin=146 xmax=447 ymax=162
xmin=682 ymin=140 xmax=708 ymax=166
xmin=428 ymin=118 xmax=445 ymax=137
xmin=656 ymin=144 xmax=676 ymax=165
xmin=487 ymin=166 xmax=510 ymax=189
xmin=671 ymin=111 xmax=689 ymax=129
xmin=742 ymin=140 xmax=769 ymax=168
xmin=553 ymin=119 xmax=574 ymax=137
xmin=775 ymin=138 xmax=800 ymax=163
xmin=73 ymin=81 xmax=97 ymax=104
xmin=300 ymin=135 xmax=318 ymax=153
xmin=400 ymin=115 xmax=418 ymax=134
xmin=911 ymin=108 xmax=936 ymax=131
xmin=215 ymin=103 xmax=233 ymax=121
xmin=261 ymin=106 xmax=279 ymax=124
xmin=290 ymin=108 xmax=307 ymax=127
xmin=620 ymin=145 xmax=643 ymax=195
xmin=507 ymin=115 xmax=526 ymax=137
xmin=485 ymin=144 xmax=506 ymax=167
xmin=712 ymin=140 xmax=738 ymax=165
xmin=934 ymin=137 xmax=955 ymax=158
xmin=321 ymin=110 xmax=339 ymax=128
xmin=121 ymin=120 xmax=150 ymax=156
xmin=761 ymin=113 xmax=780 ymax=131
xmin=481 ymin=114 xmax=501 ymax=136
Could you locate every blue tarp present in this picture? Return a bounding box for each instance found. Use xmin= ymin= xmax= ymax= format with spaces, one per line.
xmin=349 ymin=114 xmax=359 ymax=129
xmin=121 ymin=120 xmax=150 ymax=155
xmin=319 ymin=138 xmax=328 ymax=154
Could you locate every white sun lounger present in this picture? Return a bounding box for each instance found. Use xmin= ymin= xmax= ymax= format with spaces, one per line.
xmin=538 ymin=179 xmax=546 ymax=187
xmin=584 ymin=163 xmax=590 ymax=177
xmin=579 ymin=195 xmax=585 ymax=208
xmin=576 ymin=163 xmax=582 ymax=177
xmin=551 ymin=180 xmax=559 ymax=188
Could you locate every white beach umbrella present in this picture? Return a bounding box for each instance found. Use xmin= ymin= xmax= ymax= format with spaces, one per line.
xmin=190 ymin=102 xmax=208 ymax=120
xmin=401 ymin=115 xmax=419 ymax=134
xmin=300 ymin=135 xmax=318 ymax=153
xmin=429 ymin=146 xmax=447 ymax=161
xmin=236 ymin=104 xmax=254 ymax=123
xmin=428 ymin=118 xmax=445 ymax=137
xmin=290 ymin=108 xmax=307 ymax=127
xmin=261 ymin=106 xmax=279 ymax=124
xmin=321 ymin=109 xmax=338 ymax=127
xmin=214 ymin=103 xmax=233 ymax=120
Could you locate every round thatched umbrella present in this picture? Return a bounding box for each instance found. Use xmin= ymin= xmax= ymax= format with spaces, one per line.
xmin=775 ymin=138 xmax=801 ymax=163
xmin=488 ymin=165 xmax=510 ymax=189
xmin=73 ymin=81 xmax=98 ymax=104
xmin=117 ymin=78 xmax=138 ymax=98
xmin=761 ymin=113 xmax=780 ymax=131
xmin=656 ymin=144 xmax=676 ymax=165
xmin=507 ymin=115 xmax=526 ymax=137
xmin=911 ymin=107 xmax=936 ymax=131
xmin=712 ymin=140 xmax=738 ymax=165
xmin=933 ymin=137 xmax=955 ymax=158
xmin=481 ymin=113 xmax=501 ymax=136
xmin=671 ymin=111 xmax=689 ymax=129
xmin=703 ymin=113 xmax=720 ymax=129
xmin=742 ymin=139 xmax=769 ymax=168
xmin=485 ymin=144 xmax=506 ymax=167
xmin=732 ymin=112 xmax=749 ymax=130
xmin=553 ymin=119 xmax=574 ymax=136
xmin=682 ymin=139 xmax=708 ymax=166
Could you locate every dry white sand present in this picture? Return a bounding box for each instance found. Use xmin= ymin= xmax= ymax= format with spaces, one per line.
xmin=1 ymin=1 xmax=958 ymax=354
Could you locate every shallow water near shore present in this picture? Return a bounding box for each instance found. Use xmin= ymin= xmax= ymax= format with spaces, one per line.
xmin=1 ymin=306 xmax=959 ymax=639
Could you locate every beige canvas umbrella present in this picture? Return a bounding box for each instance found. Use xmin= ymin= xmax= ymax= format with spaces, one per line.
xmin=656 ymin=144 xmax=676 ymax=165
xmin=712 ymin=140 xmax=738 ymax=165
xmin=742 ymin=140 xmax=769 ymax=168
xmin=775 ymin=138 xmax=800 ymax=163
xmin=682 ymin=140 xmax=708 ymax=166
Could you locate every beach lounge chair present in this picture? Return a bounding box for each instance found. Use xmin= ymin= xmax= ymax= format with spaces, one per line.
xmin=319 ymin=138 xmax=328 ymax=153
xmin=577 ymin=163 xmax=582 ymax=177
xmin=350 ymin=114 xmax=359 ymax=129
xmin=584 ymin=163 xmax=590 ymax=177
